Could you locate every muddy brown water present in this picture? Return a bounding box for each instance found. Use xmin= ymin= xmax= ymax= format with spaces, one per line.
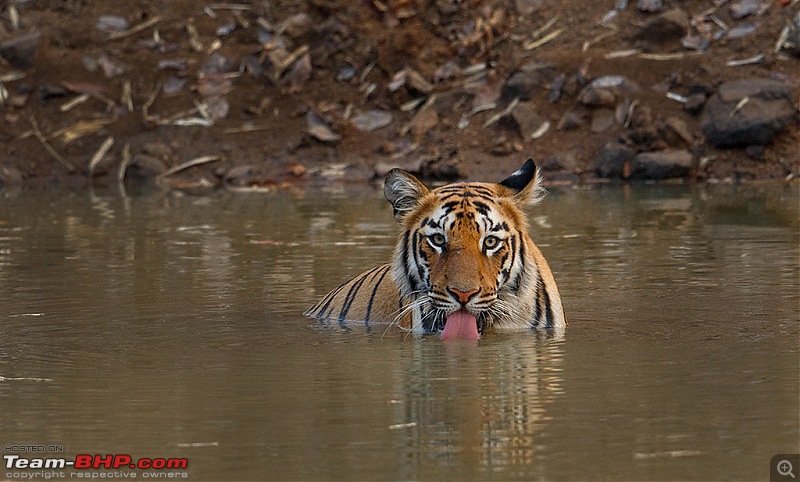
xmin=0 ymin=184 xmax=798 ymax=481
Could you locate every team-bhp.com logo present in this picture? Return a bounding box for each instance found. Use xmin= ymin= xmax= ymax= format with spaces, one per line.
xmin=5 ymin=453 xmax=188 ymax=470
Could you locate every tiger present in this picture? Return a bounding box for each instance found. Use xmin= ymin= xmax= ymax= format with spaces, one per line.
xmin=305 ymin=159 xmax=566 ymax=339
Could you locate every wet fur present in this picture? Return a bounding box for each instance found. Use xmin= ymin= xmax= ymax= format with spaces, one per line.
xmin=305 ymin=160 xmax=566 ymax=334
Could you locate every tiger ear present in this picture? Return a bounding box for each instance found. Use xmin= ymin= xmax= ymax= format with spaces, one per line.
xmin=384 ymin=169 xmax=429 ymax=220
xmin=499 ymin=158 xmax=546 ymax=205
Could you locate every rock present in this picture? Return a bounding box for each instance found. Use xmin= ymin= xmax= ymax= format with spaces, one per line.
xmin=142 ymin=142 xmax=173 ymax=160
xmin=578 ymin=86 xmax=616 ymax=107
xmin=205 ymin=96 xmax=230 ymax=121
xmin=285 ymin=53 xmax=312 ymax=91
xmin=633 ymin=8 xmax=688 ymax=44
xmin=701 ymin=78 xmax=795 ymax=147
xmin=729 ymin=0 xmax=761 ymax=19
xmin=594 ymin=142 xmax=635 ymax=178
xmin=128 ymin=154 xmax=167 ymax=180
xmin=307 ymin=110 xmax=341 ymax=143
xmin=557 ymin=111 xmax=585 ymax=131
xmin=666 ymin=116 xmax=694 ymax=145
xmin=683 ymin=93 xmax=707 ymax=115
xmin=224 ymin=165 xmax=257 ymax=186
xmin=786 ymin=27 xmax=800 ymax=57
xmin=681 ymin=34 xmax=709 ymax=51
xmin=0 ymin=32 xmax=41 ymax=68
xmin=636 ymin=0 xmax=663 ymax=13
xmin=501 ymin=61 xmax=558 ymax=102
xmin=200 ymin=53 xmax=238 ymax=75
xmin=515 ymin=0 xmax=544 ymax=16
xmin=726 ymin=21 xmax=758 ymax=39
xmin=281 ymin=13 xmax=312 ymax=38
xmin=511 ymin=102 xmax=546 ymax=140
xmin=590 ymin=109 xmax=616 ymax=133
xmin=630 ymin=150 xmax=693 ymax=179
xmin=352 ymin=110 xmax=393 ymax=131
xmin=95 ymin=15 xmax=129 ymax=33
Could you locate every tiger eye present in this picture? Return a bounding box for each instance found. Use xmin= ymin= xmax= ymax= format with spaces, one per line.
xmin=430 ymin=233 xmax=446 ymax=247
xmin=484 ymin=236 xmax=500 ymax=249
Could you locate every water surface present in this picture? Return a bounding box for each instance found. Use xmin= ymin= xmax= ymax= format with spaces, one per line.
xmin=0 ymin=184 xmax=798 ymax=480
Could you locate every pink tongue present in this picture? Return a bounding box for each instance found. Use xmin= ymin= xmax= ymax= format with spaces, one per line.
xmin=441 ymin=310 xmax=480 ymax=340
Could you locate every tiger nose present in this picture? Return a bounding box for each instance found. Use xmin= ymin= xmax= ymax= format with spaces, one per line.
xmin=447 ymin=287 xmax=480 ymax=305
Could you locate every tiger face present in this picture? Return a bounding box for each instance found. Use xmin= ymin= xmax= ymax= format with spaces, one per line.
xmin=385 ymin=159 xmax=564 ymax=338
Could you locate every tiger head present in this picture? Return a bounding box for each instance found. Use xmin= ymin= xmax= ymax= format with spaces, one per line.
xmin=384 ymin=159 xmax=562 ymax=339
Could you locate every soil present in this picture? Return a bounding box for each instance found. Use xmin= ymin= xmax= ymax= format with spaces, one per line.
xmin=0 ymin=0 xmax=798 ymax=190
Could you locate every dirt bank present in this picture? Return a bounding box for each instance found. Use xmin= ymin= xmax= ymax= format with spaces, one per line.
xmin=0 ymin=0 xmax=798 ymax=191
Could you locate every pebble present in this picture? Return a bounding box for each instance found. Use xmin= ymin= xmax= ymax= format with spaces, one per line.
xmin=683 ymin=93 xmax=707 ymax=115
xmin=729 ymin=0 xmax=762 ymax=20
xmin=0 ymin=32 xmax=41 ymax=68
xmin=726 ymin=22 xmax=758 ymax=39
xmin=95 ymin=15 xmax=129 ymax=33
xmin=579 ymin=87 xmax=616 ymax=108
xmin=129 ymin=154 xmax=167 ymax=180
xmin=636 ymin=0 xmax=663 ymax=13
xmin=352 ymin=110 xmax=393 ymax=131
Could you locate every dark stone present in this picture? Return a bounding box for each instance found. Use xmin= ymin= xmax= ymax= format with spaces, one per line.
xmin=786 ymin=28 xmax=800 ymax=57
xmin=578 ymin=86 xmax=616 ymax=108
xmin=594 ymin=143 xmax=635 ymax=178
xmin=0 ymin=32 xmax=41 ymax=68
xmin=630 ymin=150 xmax=693 ymax=179
xmin=701 ymin=78 xmax=795 ymax=148
xmin=633 ymin=8 xmax=689 ymax=44
xmin=683 ymin=93 xmax=706 ymax=115
xmin=501 ymin=61 xmax=559 ymax=102
xmin=128 ymin=154 xmax=167 ymax=180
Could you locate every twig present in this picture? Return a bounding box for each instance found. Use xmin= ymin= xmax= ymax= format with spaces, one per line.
xmin=273 ymin=44 xmax=309 ymax=79
xmin=59 ymin=93 xmax=90 ymax=112
xmin=531 ymin=16 xmax=559 ymax=39
xmin=523 ymin=28 xmax=564 ymax=50
xmin=638 ymin=52 xmax=703 ymax=60
xmin=107 ymin=16 xmax=163 ymax=40
xmin=726 ymin=53 xmax=764 ymax=67
xmin=28 ymin=116 xmax=75 ymax=172
xmin=121 ymin=80 xmax=133 ymax=112
xmin=582 ymin=30 xmax=616 ymax=52
xmin=117 ymin=142 xmax=131 ymax=185
xmin=155 ymin=156 xmax=221 ymax=181
xmin=88 ymin=136 xmax=114 ymax=178
xmin=483 ymin=97 xmax=519 ymax=128
xmin=142 ymin=82 xmax=161 ymax=123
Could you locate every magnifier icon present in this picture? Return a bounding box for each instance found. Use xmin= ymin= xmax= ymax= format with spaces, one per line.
xmin=778 ymin=460 xmax=796 ymax=478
